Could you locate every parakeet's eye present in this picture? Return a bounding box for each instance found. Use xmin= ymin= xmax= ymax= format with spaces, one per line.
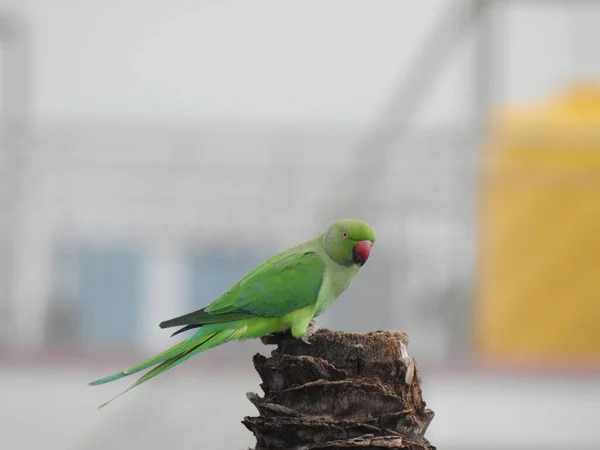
xmin=342 ymin=232 xmax=348 ymax=239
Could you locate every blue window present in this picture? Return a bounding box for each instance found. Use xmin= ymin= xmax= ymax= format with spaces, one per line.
xmin=78 ymin=244 xmax=144 ymax=345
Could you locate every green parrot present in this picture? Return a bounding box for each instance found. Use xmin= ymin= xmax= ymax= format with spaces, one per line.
xmin=89 ymin=218 xmax=376 ymax=407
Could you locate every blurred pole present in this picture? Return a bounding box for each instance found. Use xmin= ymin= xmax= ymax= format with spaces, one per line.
xmin=319 ymin=0 xmax=485 ymax=225
xmin=473 ymin=0 xmax=495 ymax=133
xmin=459 ymin=0 xmax=496 ymax=358
xmin=0 ymin=12 xmax=31 ymax=351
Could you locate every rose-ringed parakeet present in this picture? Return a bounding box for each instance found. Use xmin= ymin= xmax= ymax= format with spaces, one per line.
xmin=89 ymin=218 xmax=376 ymax=407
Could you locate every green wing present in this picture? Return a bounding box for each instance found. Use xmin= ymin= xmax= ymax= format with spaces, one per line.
xmin=160 ymin=250 xmax=325 ymax=330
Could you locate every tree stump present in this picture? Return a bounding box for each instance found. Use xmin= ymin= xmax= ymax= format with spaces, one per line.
xmin=243 ymin=328 xmax=436 ymax=450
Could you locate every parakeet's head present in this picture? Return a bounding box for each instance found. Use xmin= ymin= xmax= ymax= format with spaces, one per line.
xmin=322 ymin=219 xmax=376 ymax=267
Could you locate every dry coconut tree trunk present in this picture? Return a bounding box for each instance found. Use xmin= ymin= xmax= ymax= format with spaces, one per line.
xmin=243 ymin=328 xmax=436 ymax=450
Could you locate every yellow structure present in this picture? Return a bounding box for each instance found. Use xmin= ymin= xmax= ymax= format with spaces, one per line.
xmin=476 ymin=84 xmax=600 ymax=366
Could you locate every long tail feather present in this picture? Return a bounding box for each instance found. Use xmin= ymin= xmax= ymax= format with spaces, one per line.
xmin=88 ymin=339 xmax=195 ymax=386
xmin=96 ymin=354 xmax=183 ymax=408
xmin=95 ymin=329 xmax=237 ymax=408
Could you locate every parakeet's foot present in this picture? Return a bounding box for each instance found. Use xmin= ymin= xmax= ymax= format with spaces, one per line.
xmin=263 ymin=320 xmax=321 ymax=345
xmin=305 ymin=319 xmax=319 ymax=337
xmin=300 ymin=335 xmax=312 ymax=345
xmin=299 ymin=320 xmax=320 ymax=345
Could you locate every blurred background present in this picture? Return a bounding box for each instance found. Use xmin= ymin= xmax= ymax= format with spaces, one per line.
xmin=0 ymin=0 xmax=599 ymax=449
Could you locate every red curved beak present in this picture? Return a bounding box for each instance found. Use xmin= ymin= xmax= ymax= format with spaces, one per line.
xmin=353 ymin=240 xmax=372 ymax=266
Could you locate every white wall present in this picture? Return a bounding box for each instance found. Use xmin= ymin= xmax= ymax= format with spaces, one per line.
xmin=2 ymin=0 xmax=594 ymax=126
xmin=7 ymin=0 xmax=448 ymax=123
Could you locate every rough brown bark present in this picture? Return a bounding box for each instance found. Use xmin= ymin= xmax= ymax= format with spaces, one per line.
xmin=243 ymin=328 xmax=436 ymax=450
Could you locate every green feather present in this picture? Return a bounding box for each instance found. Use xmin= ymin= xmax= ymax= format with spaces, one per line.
xmin=97 ymin=329 xmax=236 ymax=408
xmin=160 ymin=251 xmax=325 ymax=328
xmin=208 ymin=251 xmax=325 ymax=317
xmin=88 ymin=340 xmax=194 ymax=386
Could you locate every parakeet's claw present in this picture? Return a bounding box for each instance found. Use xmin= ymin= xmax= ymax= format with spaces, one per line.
xmin=305 ymin=320 xmax=319 ymax=337
xmin=296 ymin=319 xmax=321 ymax=345
xmin=298 ymin=320 xmax=322 ymax=345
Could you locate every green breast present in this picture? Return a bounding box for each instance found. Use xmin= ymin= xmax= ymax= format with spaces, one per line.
xmin=313 ymin=261 xmax=359 ymax=317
